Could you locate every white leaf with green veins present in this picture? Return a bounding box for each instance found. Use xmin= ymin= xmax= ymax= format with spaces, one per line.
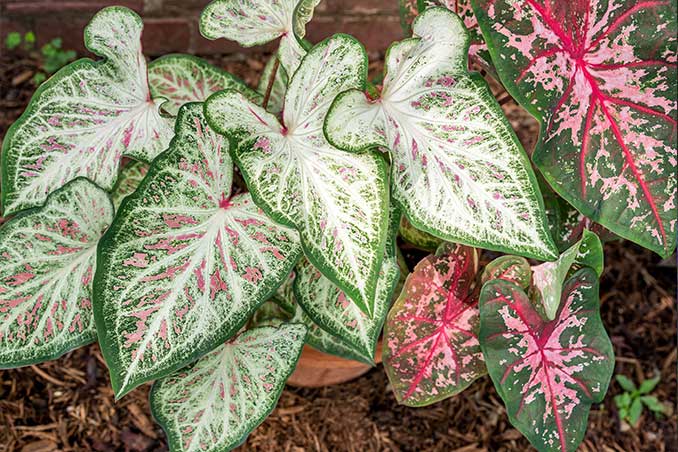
xmin=1 ymin=7 xmax=174 ymax=216
xmin=257 ymin=56 xmax=289 ymax=114
xmin=205 ymin=35 xmax=389 ymax=317
xmin=94 ymin=104 xmax=302 ymax=398
xmin=111 ymin=161 xmax=149 ymax=211
xmin=151 ymin=324 xmax=307 ymax=452
xmin=0 ymin=179 xmax=113 ymax=367
xmin=200 ymin=0 xmax=319 ymax=75
xmin=325 ymin=8 xmax=557 ymax=260
xmin=148 ymin=54 xmax=262 ymax=116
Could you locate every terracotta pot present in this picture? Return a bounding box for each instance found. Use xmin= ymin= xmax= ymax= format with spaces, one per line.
xmin=287 ymin=341 xmax=383 ymax=387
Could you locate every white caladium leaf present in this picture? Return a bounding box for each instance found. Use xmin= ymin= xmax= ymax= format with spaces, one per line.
xmin=200 ymin=0 xmax=319 ymax=75
xmin=151 ymin=324 xmax=306 ymax=452
xmin=205 ymin=35 xmax=389 ymax=316
xmin=94 ymin=103 xmax=302 ymax=398
xmin=0 ymin=178 xmax=113 ymax=367
xmin=383 ymin=243 xmax=485 ymax=406
xmin=293 ymin=206 xmax=401 ymax=362
xmin=0 ymin=7 xmax=174 ymax=216
xmin=257 ymin=56 xmax=289 ymax=114
xmin=479 ymin=268 xmax=614 ymax=452
xmin=531 ymin=230 xmax=603 ymax=320
xmin=148 ymin=54 xmax=262 ymax=116
xmin=325 ymin=8 xmax=557 ymax=261
xmin=111 ymin=161 xmax=149 ymax=211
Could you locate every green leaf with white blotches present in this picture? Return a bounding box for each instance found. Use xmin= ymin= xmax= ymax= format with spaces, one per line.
xmin=0 ymin=178 xmax=113 ymax=367
xmin=200 ymin=0 xmax=319 ymax=75
xmin=148 ymin=54 xmax=261 ymax=116
xmin=93 ymin=103 xmax=302 ymax=398
xmin=205 ymin=35 xmax=389 ymax=317
xmin=151 ymin=323 xmax=306 ymax=452
xmin=325 ymin=8 xmax=557 ymax=261
xmin=111 ymin=161 xmax=149 ymax=211
xmin=1 ymin=7 xmax=174 ymax=216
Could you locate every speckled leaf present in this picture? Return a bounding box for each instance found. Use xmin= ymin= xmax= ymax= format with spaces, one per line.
xmin=325 ymin=8 xmax=557 ymax=260
xmin=205 ymin=35 xmax=389 ymax=316
xmin=383 ymin=242 xmax=485 ymax=406
xmin=480 ymin=255 xmax=531 ymax=289
xmin=0 ymin=179 xmax=113 ymax=367
xmin=148 ymin=54 xmax=262 ymax=116
xmin=531 ymin=231 xmax=603 ymax=320
xmin=200 ymin=0 xmax=319 ymax=75
xmin=94 ymin=104 xmax=302 ymax=398
xmin=257 ymin=56 xmax=289 ymax=114
xmin=151 ymin=324 xmax=306 ymax=452
xmin=399 ymin=215 xmax=443 ymax=251
xmin=1 ymin=7 xmax=174 ymax=215
xmin=479 ymin=268 xmax=614 ymax=452
xmin=473 ymin=0 xmax=677 ymax=258
xmin=111 ymin=161 xmax=149 ymax=211
xmin=293 ymin=206 xmax=401 ymax=362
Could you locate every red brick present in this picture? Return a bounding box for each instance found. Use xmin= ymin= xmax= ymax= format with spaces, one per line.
xmin=141 ymin=17 xmax=191 ymax=55
xmin=316 ymin=0 xmax=398 ymax=15
xmin=306 ymin=16 xmax=403 ymax=53
xmin=3 ymin=1 xmax=142 ymax=15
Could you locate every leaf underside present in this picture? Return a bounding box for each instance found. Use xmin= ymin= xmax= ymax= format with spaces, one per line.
xmin=94 ymin=103 xmax=301 ymax=398
xmin=151 ymin=324 xmax=306 ymax=452
xmin=0 ymin=179 xmax=113 ymax=367
xmin=473 ymin=0 xmax=677 ymax=257
xmin=1 ymin=6 xmax=174 ymax=215
xmin=325 ymin=8 xmax=557 ymax=260
xmin=148 ymin=54 xmax=262 ymax=116
xmin=384 ymin=242 xmax=485 ymax=407
xmin=205 ymin=34 xmax=389 ymax=316
xmin=479 ymin=268 xmax=614 ymax=452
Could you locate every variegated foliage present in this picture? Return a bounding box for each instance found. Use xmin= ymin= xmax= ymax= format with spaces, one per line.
xmin=383 ymin=243 xmax=485 ymax=406
xmin=205 ymin=35 xmax=389 ymax=316
xmin=0 ymin=179 xmax=112 ymax=367
xmin=293 ymin=206 xmax=401 ymax=363
xmin=257 ymin=56 xmax=289 ymax=114
xmin=1 ymin=7 xmax=174 ymax=215
xmin=325 ymin=8 xmax=557 ymax=260
xmin=479 ymin=269 xmax=614 ymax=452
xmin=94 ymin=104 xmax=302 ymax=398
xmin=480 ymin=254 xmax=532 ymax=289
xmin=399 ymin=215 xmax=443 ymax=251
xmin=200 ymin=0 xmax=319 ymax=75
xmin=111 ymin=161 xmax=149 ymax=211
xmin=148 ymin=54 xmax=262 ymax=116
xmin=151 ymin=324 xmax=306 ymax=452
xmin=473 ymin=0 xmax=678 ymax=257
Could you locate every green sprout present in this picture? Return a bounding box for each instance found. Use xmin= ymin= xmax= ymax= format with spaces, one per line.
xmin=614 ymin=374 xmax=671 ymax=427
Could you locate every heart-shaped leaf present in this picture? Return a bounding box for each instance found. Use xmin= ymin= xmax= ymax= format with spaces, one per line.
xmin=151 ymin=323 xmax=306 ymax=452
xmin=293 ymin=206 xmax=401 ymax=363
xmin=325 ymin=8 xmax=557 ymax=260
xmin=111 ymin=161 xmax=149 ymax=211
xmin=200 ymin=0 xmax=319 ymax=75
xmin=205 ymin=35 xmax=389 ymax=316
xmin=472 ymin=0 xmax=677 ymax=258
xmin=383 ymin=242 xmax=485 ymax=406
xmin=94 ymin=103 xmax=302 ymax=398
xmin=148 ymin=54 xmax=262 ymax=116
xmin=479 ymin=268 xmax=615 ymax=452
xmin=1 ymin=6 xmax=174 ymax=215
xmin=257 ymin=56 xmax=289 ymax=114
xmin=531 ymin=230 xmax=603 ymax=320
xmin=0 ymin=178 xmax=113 ymax=367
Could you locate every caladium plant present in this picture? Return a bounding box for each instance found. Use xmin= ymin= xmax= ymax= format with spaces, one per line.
xmin=2 ymin=0 xmax=668 ymax=451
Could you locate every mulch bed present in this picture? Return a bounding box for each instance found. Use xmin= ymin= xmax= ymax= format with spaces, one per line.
xmin=0 ymin=50 xmax=676 ymax=452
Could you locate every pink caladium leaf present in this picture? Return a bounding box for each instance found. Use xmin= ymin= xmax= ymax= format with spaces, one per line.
xmin=472 ymin=0 xmax=678 ymax=258
xmin=383 ymin=242 xmax=486 ymax=406
xmin=325 ymin=8 xmax=557 ymax=261
xmin=148 ymin=54 xmax=262 ymax=116
xmin=479 ymin=268 xmax=614 ymax=452
xmin=150 ymin=324 xmax=306 ymax=452
xmin=0 ymin=7 xmax=174 ymax=216
xmin=93 ymin=103 xmax=302 ymax=398
xmin=0 ymin=178 xmax=113 ymax=367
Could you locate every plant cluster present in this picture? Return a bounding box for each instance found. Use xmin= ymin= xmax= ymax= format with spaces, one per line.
xmin=613 ymin=374 xmax=671 ymax=428
xmin=0 ymin=1 xmax=675 ymax=451
xmin=4 ymin=32 xmax=76 ymax=85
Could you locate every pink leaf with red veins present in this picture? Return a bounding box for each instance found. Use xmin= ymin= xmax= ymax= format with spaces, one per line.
xmin=473 ymin=0 xmax=677 ymax=257
xmin=383 ymin=242 xmax=485 ymax=406
xmin=479 ymin=268 xmax=614 ymax=452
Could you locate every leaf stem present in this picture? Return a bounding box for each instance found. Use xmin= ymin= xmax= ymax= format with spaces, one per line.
xmin=262 ymin=57 xmax=280 ymax=110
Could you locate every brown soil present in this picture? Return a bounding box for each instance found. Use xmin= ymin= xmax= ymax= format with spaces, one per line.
xmin=1 ymin=51 xmax=676 ymax=452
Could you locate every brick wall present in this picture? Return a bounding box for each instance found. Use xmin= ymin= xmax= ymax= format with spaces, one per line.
xmin=0 ymin=0 xmax=403 ymax=56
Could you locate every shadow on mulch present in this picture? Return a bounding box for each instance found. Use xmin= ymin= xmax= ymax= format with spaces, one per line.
xmin=0 ymin=52 xmax=676 ymax=452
